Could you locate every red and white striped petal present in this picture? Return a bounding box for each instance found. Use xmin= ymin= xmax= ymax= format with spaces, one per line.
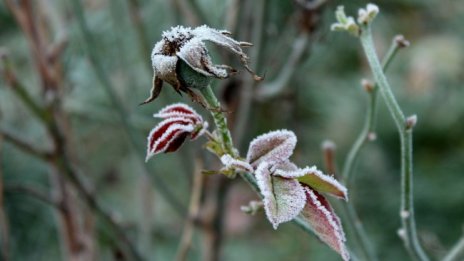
xmin=301 ymin=187 xmax=349 ymax=261
xmin=246 ymin=130 xmax=297 ymax=168
xmin=190 ymin=121 xmax=208 ymax=140
xmin=146 ymin=121 xmax=194 ymax=161
xmin=154 ymin=103 xmax=203 ymax=124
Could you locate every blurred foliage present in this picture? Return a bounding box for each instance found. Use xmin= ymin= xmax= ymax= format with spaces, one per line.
xmin=0 ymin=0 xmax=463 ymax=260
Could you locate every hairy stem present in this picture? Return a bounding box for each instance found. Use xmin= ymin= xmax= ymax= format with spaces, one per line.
xmin=342 ymin=36 xmax=402 ymax=185
xmin=443 ymin=233 xmax=464 ymax=261
xmin=338 ymin=36 xmax=405 ymax=261
xmin=360 ymin=25 xmax=429 ymax=261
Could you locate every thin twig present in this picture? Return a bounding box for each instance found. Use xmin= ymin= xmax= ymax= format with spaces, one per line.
xmin=175 ymin=158 xmax=204 ymax=261
xmin=233 ymin=0 xmax=266 ymax=148
xmin=256 ymin=32 xmax=310 ymax=100
xmin=0 ymin=126 xmax=53 ymax=161
xmin=442 ymin=231 xmax=464 ymax=261
xmin=5 ymin=183 xmax=62 ymax=210
xmin=336 ymin=35 xmax=407 ymax=261
xmin=0 ymin=135 xmax=10 ymax=261
xmin=360 ymin=24 xmax=429 ymax=261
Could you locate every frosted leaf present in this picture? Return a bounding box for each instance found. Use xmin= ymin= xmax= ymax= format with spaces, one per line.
xmin=294 ymin=166 xmax=348 ymax=200
xmin=255 ymin=162 xmax=306 ymax=229
xmin=246 ymin=130 xmax=297 ymax=167
xmin=146 ymin=121 xmax=194 ymax=161
xmin=193 ymin=25 xmax=246 ymax=58
xmin=154 ymin=103 xmax=203 ymax=124
xmin=220 ymin=154 xmax=253 ymax=173
xmin=152 ymin=54 xmax=179 ymax=86
xmin=357 ymin=3 xmax=379 ymax=24
xmin=177 ymin=38 xmax=228 ymax=78
xmin=301 ymin=188 xmax=349 ymax=261
xmin=273 ymin=160 xmax=298 ymax=172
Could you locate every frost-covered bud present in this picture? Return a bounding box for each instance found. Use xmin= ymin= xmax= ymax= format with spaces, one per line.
xmin=394 ymin=35 xmax=410 ymax=48
xmin=146 ymin=103 xmax=208 ymax=161
xmin=141 ymin=25 xmax=261 ymax=106
xmin=361 ymin=78 xmax=375 ymax=93
xmin=405 ymin=114 xmax=418 ymax=130
xmin=357 ymin=3 xmax=379 ymax=25
xmin=331 ymin=6 xmax=360 ymax=36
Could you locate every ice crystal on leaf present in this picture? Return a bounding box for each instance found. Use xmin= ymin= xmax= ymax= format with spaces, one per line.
xmin=141 ymin=25 xmax=260 ymax=106
xmin=246 ymin=130 xmax=297 ymax=168
xmin=255 ymin=161 xmax=307 ymax=229
xmin=146 ymin=103 xmax=208 ymax=161
xmin=302 ymin=188 xmax=350 ymax=261
xmin=220 ymin=129 xmax=349 ymax=260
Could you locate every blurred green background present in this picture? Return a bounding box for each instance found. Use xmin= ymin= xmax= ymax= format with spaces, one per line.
xmin=0 ymin=0 xmax=463 ymax=260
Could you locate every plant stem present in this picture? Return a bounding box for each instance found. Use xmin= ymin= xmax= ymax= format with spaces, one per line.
xmin=359 ymin=25 xmax=429 ymax=261
xmin=199 ymin=86 xmax=235 ymax=156
xmin=338 ymin=36 xmax=404 ymax=261
xmin=199 ymin=84 xmax=320 ymax=240
xmin=341 ymin=36 xmax=401 ymax=185
xmin=443 ymin=234 xmax=464 ymax=261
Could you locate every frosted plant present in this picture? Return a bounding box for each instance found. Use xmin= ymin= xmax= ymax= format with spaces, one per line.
xmin=141 ymin=25 xmax=261 ymax=107
xmin=144 ymin=25 xmax=349 ymax=260
xmin=146 ymin=103 xmax=208 ymax=161
xmin=220 ymin=130 xmax=349 ymax=260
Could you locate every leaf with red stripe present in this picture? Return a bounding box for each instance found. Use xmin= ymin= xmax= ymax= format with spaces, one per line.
xmin=301 ymin=187 xmax=349 ymax=261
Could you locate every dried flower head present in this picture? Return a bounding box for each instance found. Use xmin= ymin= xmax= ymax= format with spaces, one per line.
xmin=141 ymin=25 xmax=261 ymax=107
xmin=146 ymin=103 xmax=208 ymax=161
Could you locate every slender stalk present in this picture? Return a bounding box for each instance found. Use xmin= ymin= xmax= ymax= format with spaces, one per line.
xmin=199 ymin=86 xmax=235 ymax=156
xmin=0 ymin=135 xmax=10 ymax=261
xmin=443 ymin=234 xmax=464 ymax=261
xmin=341 ymin=36 xmax=402 ymax=185
xmin=359 ymin=25 xmax=429 ymax=261
xmin=337 ymin=36 xmax=405 ymax=261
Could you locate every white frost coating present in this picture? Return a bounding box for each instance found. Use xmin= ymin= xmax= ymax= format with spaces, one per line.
xmin=220 ymin=154 xmax=253 ymax=172
xmin=246 ymin=129 xmax=297 ymax=167
xmin=154 ymin=103 xmax=203 ymax=124
xmin=302 ymin=188 xmax=349 ymax=261
xmin=193 ymin=25 xmax=245 ymax=57
xmin=152 ymin=54 xmax=178 ymax=81
xmin=162 ymin=25 xmax=193 ymax=42
xmin=255 ymin=162 xmax=306 ymax=229
xmin=357 ymin=3 xmax=379 ymax=24
xmin=177 ymin=38 xmax=228 ymax=78
xmin=282 ymin=166 xmax=348 ymax=200
xmin=273 ymin=160 xmax=298 ymax=172
xmin=146 ymin=123 xmax=194 ymax=161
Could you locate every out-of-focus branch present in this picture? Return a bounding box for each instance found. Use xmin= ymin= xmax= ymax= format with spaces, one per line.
xmin=5 ymin=183 xmax=62 ymax=211
xmin=175 ymin=157 xmax=204 ymax=261
xmin=233 ymin=0 xmax=266 ymax=147
xmin=126 ymin=0 xmax=151 ymax=62
xmin=224 ymin=0 xmax=241 ymax=33
xmin=170 ymin=0 xmax=208 ymax=26
xmin=0 ymin=126 xmax=53 ymax=161
xmin=256 ymin=32 xmax=309 ymax=100
xmin=443 ymin=230 xmax=464 ymax=261
xmin=0 ymin=135 xmax=10 ymax=261
xmin=1 ymin=54 xmax=143 ymax=261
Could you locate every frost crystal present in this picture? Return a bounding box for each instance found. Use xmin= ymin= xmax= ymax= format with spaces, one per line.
xmin=220 ymin=154 xmax=253 ymax=173
xmin=301 ymin=188 xmax=350 ymax=261
xmin=246 ymin=130 xmax=297 ymax=167
xmin=255 ymin=162 xmax=306 ymax=229
xmin=146 ymin=103 xmax=208 ymax=161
